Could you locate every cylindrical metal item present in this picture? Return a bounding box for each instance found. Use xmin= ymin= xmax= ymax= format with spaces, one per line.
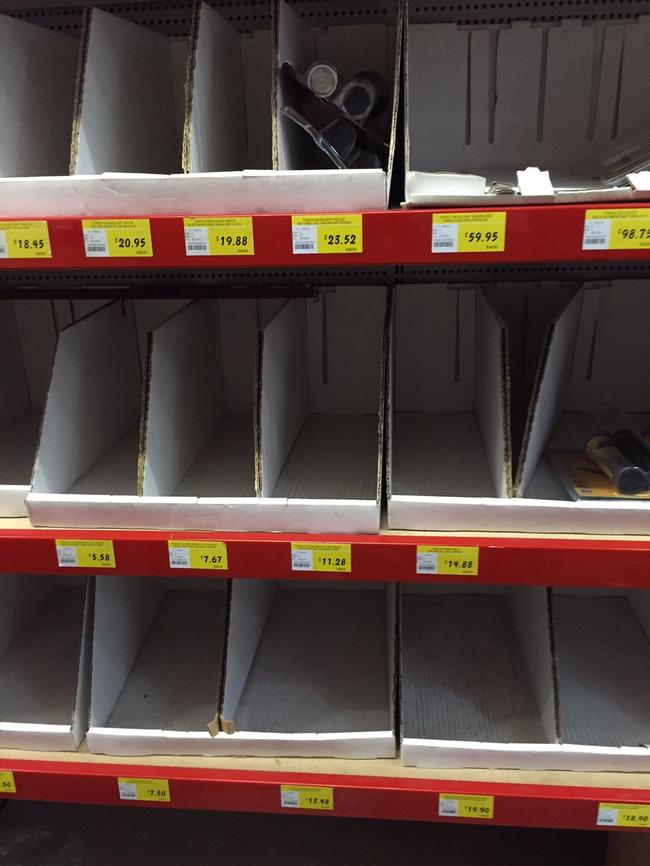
xmin=306 ymin=62 xmax=339 ymax=99
xmin=613 ymin=429 xmax=650 ymax=475
xmin=585 ymin=434 xmax=647 ymax=495
xmin=337 ymin=71 xmax=389 ymax=122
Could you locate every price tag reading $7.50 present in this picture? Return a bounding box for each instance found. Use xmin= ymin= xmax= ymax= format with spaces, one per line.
xmin=118 ymin=778 xmax=170 ymax=803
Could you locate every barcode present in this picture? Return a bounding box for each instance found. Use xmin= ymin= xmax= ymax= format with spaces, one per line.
xmin=0 ymin=246 xmax=6 ymax=256
xmin=583 ymin=237 xmax=607 ymax=246
xmin=86 ymin=245 xmax=107 ymax=253
xmin=433 ymin=241 xmax=455 ymax=248
xmin=186 ymin=244 xmax=207 ymax=251
xmin=169 ymin=558 xmax=188 ymax=567
xmin=294 ymin=243 xmax=316 ymax=251
xmin=58 ymin=555 xmax=76 ymax=565
xmin=418 ymin=564 xmax=437 ymax=573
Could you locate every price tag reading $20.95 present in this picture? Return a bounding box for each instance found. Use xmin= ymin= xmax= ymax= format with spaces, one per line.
xmin=432 ymin=212 xmax=506 ymax=253
xmin=82 ymin=219 xmax=153 ymax=257
xmin=292 ymin=214 xmax=362 ymax=254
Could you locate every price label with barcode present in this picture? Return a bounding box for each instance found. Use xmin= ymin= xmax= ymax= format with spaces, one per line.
xmin=0 ymin=771 xmax=16 ymax=794
xmin=280 ymin=785 xmax=333 ymax=810
xmin=291 ymin=542 xmax=351 ymax=573
xmin=0 ymin=221 xmax=52 ymax=259
xmin=432 ymin=212 xmax=506 ymax=253
xmin=291 ymin=214 xmax=362 ymax=255
xmin=82 ymin=219 xmax=153 ymax=257
xmin=183 ymin=217 xmax=254 ymax=256
xmin=168 ymin=540 xmax=228 ymax=570
xmin=597 ymin=802 xmax=650 ymax=827
xmin=439 ymin=794 xmax=494 ymax=819
xmin=582 ymin=208 xmax=650 ymax=250
xmin=416 ymin=546 xmax=479 ymax=576
xmin=55 ymin=539 xmax=116 ymax=569
xmin=118 ymin=777 xmax=170 ymax=803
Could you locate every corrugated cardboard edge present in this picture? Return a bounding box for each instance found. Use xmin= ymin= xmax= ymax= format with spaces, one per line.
xmin=253 ymin=329 xmax=264 ymax=497
xmin=181 ymin=0 xmax=202 ymax=173
xmin=546 ymin=587 xmax=563 ymax=743
xmin=136 ymin=329 xmax=154 ymax=496
xmin=270 ymin=0 xmax=280 ymax=170
xmin=376 ymin=286 xmax=392 ymax=507
xmin=68 ymin=6 xmax=92 ymax=175
xmin=208 ymin=578 xmax=232 ymax=736
xmin=514 ymin=320 xmax=556 ymax=495
xmin=479 ymin=287 xmax=514 ymax=498
xmin=385 ymin=0 xmax=405 ymax=204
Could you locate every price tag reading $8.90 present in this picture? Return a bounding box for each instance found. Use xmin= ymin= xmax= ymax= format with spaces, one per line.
xmin=291 ymin=214 xmax=362 ymax=254
xmin=432 ymin=212 xmax=506 ymax=253
xmin=82 ymin=219 xmax=153 ymax=257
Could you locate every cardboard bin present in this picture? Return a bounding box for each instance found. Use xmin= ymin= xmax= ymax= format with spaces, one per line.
xmin=257 ymin=287 xmax=387 ymax=533
xmin=404 ymin=7 xmax=650 ymax=205
xmin=87 ymin=576 xmax=229 ymax=756
xmin=387 ymin=284 xmax=512 ymax=531
xmin=0 ymin=573 xmax=91 ymax=751
xmin=219 ymin=579 xmax=396 ymax=758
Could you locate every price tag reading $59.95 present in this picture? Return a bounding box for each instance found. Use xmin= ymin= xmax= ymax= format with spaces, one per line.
xmin=292 ymin=214 xmax=362 ymax=254
xmin=432 ymin=212 xmax=506 ymax=253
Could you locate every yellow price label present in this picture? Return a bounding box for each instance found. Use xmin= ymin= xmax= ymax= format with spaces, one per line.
xmin=0 ymin=221 xmax=51 ymax=259
xmin=416 ymin=546 xmax=479 ymax=576
xmin=583 ymin=208 xmax=650 ymax=250
xmin=439 ymin=794 xmax=494 ymax=819
xmin=118 ymin=777 xmax=170 ymax=803
xmin=168 ymin=540 xmax=228 ymax=570
xmin=597 ymin=802 xmax=650 ymax=827
xmin=292 ymin=214 xmax=362 ymax=254
xmin=432 ymin=212 xmax=506 ymax=253
xmin=291 ymin=542 xmax=351 ymax=573
xmin=55 ymin=539 xmax=116 ymax=569
xmin=0 ymin=771 xmax=16 ymax=794
xmin=82 ymin=219 xmax=153 ymax=257
xmin=184 ymin=217 xmax=254 ymax=256
xmin=281 ymin=785 xmax=333 ymax=810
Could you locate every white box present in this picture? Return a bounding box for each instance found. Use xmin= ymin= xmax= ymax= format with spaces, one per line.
xmin=0 ymin=300 xmax=64 ymax=516
xmin=515 ymin=281 xmax=650 ymax=534
xmin=71 ymin=8 xmax=185 ymax=174
xmin=219 ymin=579 xmax=396 ymax=758
xmin=0 ymin=14 xmax=78 ymax=177
xmin=258 ymin=287 xmax=387 ymax=533
xmin=387 ymin=284 xmax=513 ymax=531
xmin=139 ymin=298 xmax=259 ymax=529
xmin=273 ymin=0 xmax=403 ymax=207
xmin=183 ymin=1 xmax=272 ymax=172
xmin=400 ymin=584 xmax=561 ymax=770
xmin=0 ymin=573 xmax=91 ymax=751
xmin=552 ymin=589 xmax=650 ymax=772
xmin=404 ymin=10 xmax=650 ymax=205
xmin=27 ymin=300 xmax=184 ymax=528
xmin=87 ymin=576 xmax=229 ymax=757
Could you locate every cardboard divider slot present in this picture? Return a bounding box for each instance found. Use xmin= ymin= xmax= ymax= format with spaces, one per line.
xmin=88 ymin=576 xmax=228 ymax=757
xmin=259 ymin=287 xmax=386 ymax=532
xmin=0 ymin=14 xmax=78 ymax=177
xmin=143 ymin=299 xmax=257 ymax=501
xmin=516 ymin=280 xmax=650 ymax=533
xmin=400 ymin=584 xmax=557 ymax=770
xmin=387 ymin=284 xmax=511 ymax=531
xmin=0 ymin=574 xmax=90 ymax=751
xmin=184 ymin=1 xmax=272 ymax=172
xmin=405 ymin=13 xmax=650 ymax=203
xmin=553 ymin=591 xmax=650 ymax=751
xmin=221 ymin=580 xmax=396 ymax=758
xmin=72 ymin=8 xmax=185 ymax=174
